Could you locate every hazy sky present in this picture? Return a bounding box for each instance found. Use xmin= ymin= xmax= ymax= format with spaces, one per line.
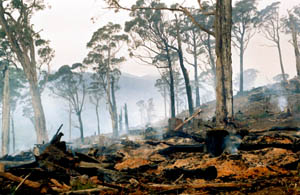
xmin=32 ymin=0 xmax=300 ymax=84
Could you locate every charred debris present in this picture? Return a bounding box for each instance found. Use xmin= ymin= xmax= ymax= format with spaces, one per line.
xmin=0 ymin=80 xmax=300 ymax=194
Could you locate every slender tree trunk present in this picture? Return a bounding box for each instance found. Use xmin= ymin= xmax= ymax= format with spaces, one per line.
xmin=105 ymin=49 xmax=118 ymax=138
xmin=175 ymin=19 xmax=194 ymax=116
xmin=194 ymin=57 xmax=200 ymax=107
xmin=77 ymin=111 xmax=84 ymax=143
xmin=111 ymin=77 xmax=118 ymax=137
xmin=119 ymin=109 xmax=123 ymax=133
xmin=106 ymin=76 xmax=117 ymax=137
xmin=178 ymin=51 xmax=194 ymax=116
xmin=2 ymin=67 xmax=10 ymax=155
xmin=95 ymin=101 xmax=100 ymax=135
xmin=175 ymin=85 xmax=180 ymax=114
xmin=163 ymin=86 xmax=167 ymax=119
xmin=69 ymin=103 xmax=72 ymax=141
xmin=11 ymin=114 xmax=15 ymax=153
xmin=165 ymin=44 xmax=176 ymax=118
xmin=290 ymin=17 xmax=300 ymax=77
xmin=193 ymin=31 xmax=200 ymax=107
xmin=207 ymin=34 xmax=217 ymax=87
xmin=276 ymin=31 xmax=287 ymax=82
xmin=277 ymin=43 xmax=286 ymax=81
xmin=124 ymin=103 xmax=129 ymax=132
xmin=28 ymin=79 xmax=48 ymax=144
xmin=215 ymin=0 xmax=233 ymax=127
xmin=239 ymin=43 xmax=244 ymax=93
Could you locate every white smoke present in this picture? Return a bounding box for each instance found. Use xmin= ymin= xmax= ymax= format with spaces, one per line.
xmin=224 ymin=135 xmax=242 ymax=155
xmin=277 ymin=96 xmax=288 ymax=112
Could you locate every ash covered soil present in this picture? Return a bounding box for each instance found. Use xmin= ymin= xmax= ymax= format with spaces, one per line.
xmin=0 ymin=79 xmax=300 ymax=194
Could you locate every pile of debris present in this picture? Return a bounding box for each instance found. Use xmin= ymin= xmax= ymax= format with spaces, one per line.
xmin=0 ymin=116 xmax=299 ymax=194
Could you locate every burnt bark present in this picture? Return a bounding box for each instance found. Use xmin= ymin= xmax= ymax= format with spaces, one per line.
xmin=111 ymin=77 xmax=118 ymax=137
xmin=175 ymin=19 xmax=194 ymax=116
xmin=164 ymin=42 xmax=176 ymax=118
xmin=214 ymin=0 xmax=233 ymax=127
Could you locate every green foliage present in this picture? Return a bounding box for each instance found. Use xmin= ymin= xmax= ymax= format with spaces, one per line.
xmin=84 ymin=22 xmax=127 ymax=100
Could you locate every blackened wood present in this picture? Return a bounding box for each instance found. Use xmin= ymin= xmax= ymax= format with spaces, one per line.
xmin=205 ymin=130 xmax=229 ymax=156
xmin=163 ymin=166 xmax=217 ymax=181
xmin=158 ymin=144 xmax=204 ymax=156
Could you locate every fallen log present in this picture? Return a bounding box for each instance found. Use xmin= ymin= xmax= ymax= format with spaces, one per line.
xmin=269 ymin=126 xmax=300 ymax=132
xmin=75 ymin=152 xmax=100 ymax=163
xmin=59 ymin=186 xmax=119 ymax=195
xmin=78 ymin=161 xmax=130 ymax=183
xmin=0 ymin=172 xmax=41 ymax=189
xmin=163 ymin=130 xmax=205 ymax=143
xmin=142 ymin=182 xmax=252 ymax=192
xmin=158 ymin=144 xmax=204 ymax=156
xmin=163 ymin=166 xmax=217 ymax=181
xmin=78 ymin=161 xmax=112 ymax=170
xmin=50 ymin=124 xmax=64 ymax=144
xmin=239 ymin=143 xmax=300 ymax=152
xmin=0 ymin=160 xmax=35 ymax=170
xmin=174 ymin=109 xmax=202 ymax=131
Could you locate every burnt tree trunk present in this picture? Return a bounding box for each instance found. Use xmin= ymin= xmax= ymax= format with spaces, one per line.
xmin=175 ymin=18 xmax=194 ymax=116
xmin=2 ymin=66 xmax=10 ymax=155
xmin=165 ymin=43 xmax=176 ymax=118
xmin=215 ymin=0 xmax=233 ymax=127
xmin=111 ymin=77 xmax=119 ymax=137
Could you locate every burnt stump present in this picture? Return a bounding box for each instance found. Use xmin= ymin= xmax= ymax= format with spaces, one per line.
xmin=206 ymin=130 xmax=229 ymax=156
